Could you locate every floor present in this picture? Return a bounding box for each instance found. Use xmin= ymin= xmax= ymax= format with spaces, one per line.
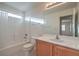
xmin=0 ymin=44 xmax=34 ymax=56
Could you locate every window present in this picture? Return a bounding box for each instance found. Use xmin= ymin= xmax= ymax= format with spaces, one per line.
xmin=8 ymin=13 xmax=22 ymax=19
xmin=25 ymin=17 xmax=44 ymax=24
xmin=0 ymin=10 xmax=22 ymax=19
xmin=62 ymin=24 xmax=65 ymax=31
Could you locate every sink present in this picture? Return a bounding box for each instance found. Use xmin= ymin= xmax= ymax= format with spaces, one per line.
xmin=50 ymin=39 xmax=64 ymax=42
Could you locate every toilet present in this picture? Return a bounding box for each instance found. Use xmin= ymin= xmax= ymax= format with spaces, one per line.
xmin=23 ymin=43 xmax=34 ymax=56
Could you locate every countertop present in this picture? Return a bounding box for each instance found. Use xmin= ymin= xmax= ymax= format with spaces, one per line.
xmin=32 ymin=34 xmax=79 ymax=50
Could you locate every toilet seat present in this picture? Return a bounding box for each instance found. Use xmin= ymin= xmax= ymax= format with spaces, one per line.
xmin=23 ymin=43 xmax=33 ymax=49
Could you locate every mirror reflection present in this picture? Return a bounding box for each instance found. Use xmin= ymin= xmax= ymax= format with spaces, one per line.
xmin=43 ymin=2 xmax=79 ymax=37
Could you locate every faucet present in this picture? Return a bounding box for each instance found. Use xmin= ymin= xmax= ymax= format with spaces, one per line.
xmin=56 ymin=34 xmax=59 ymax=40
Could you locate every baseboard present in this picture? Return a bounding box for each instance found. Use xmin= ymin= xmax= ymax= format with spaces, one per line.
xmin=0 ymin=41 xmax=26 ymax=52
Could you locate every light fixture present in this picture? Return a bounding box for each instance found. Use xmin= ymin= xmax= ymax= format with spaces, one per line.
xmin=46 ymin=2 xmax=67 ymax=9
xmin=46 ymin=2 xmax=57 ymax=8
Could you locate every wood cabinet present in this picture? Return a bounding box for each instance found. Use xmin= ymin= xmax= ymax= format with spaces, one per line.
xmin=54 ymin=45 xmax=79 ymax=56
xmin=36 ymin=40 xmax=79 ymax=56
xmin=36 ymin=40 xmax=53 ymax=56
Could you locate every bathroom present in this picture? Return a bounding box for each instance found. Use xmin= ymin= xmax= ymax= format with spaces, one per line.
xmin=0 ymin=2 xmax=79 ymax=56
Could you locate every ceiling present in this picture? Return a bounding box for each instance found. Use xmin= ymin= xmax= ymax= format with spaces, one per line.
xmin=3 ymin=2 xmax=77 ymax=16
xmin=4 ymin=2 xmax=47 ymax=12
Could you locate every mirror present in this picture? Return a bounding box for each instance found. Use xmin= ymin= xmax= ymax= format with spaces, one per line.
xmin=43 ymin=2 xmax=79 ymax=37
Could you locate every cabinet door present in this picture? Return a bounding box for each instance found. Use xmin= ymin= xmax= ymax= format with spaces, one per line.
xmin=54 ymin=45 xmax=79 ymax=56
xmin=36 ymin=40 xmax=52 ymax=56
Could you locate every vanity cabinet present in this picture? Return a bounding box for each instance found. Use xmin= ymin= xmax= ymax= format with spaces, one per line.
xmin=36 ymin=40 xmax=79 ymax=56
xmin=54 ymin=45 xmax=79 ymax=56
xmin=36 ymin=40 xmax=53 ymax=56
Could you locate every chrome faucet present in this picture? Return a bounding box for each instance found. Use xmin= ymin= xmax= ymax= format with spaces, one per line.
xmin=56 ymin=34 xmax=59 ymax=40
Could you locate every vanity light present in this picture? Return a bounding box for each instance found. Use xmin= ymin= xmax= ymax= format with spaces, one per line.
xmin=46 ymin=2 xmax=56 ymax=8
xmin=46 ymin=2 xmax=67 ymax=9
xmin=46 ymin=2 xmax=57 ymax=8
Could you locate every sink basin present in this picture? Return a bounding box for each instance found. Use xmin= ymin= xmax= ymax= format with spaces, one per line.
xmin=50 ymin=39 xmax=64 ymax=42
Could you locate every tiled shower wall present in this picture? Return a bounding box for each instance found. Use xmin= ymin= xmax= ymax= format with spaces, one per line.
xmin=0 ymin=11 xmax=26 ymax=49
xmin=0 ymin=3 xmax=26 ymax=50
